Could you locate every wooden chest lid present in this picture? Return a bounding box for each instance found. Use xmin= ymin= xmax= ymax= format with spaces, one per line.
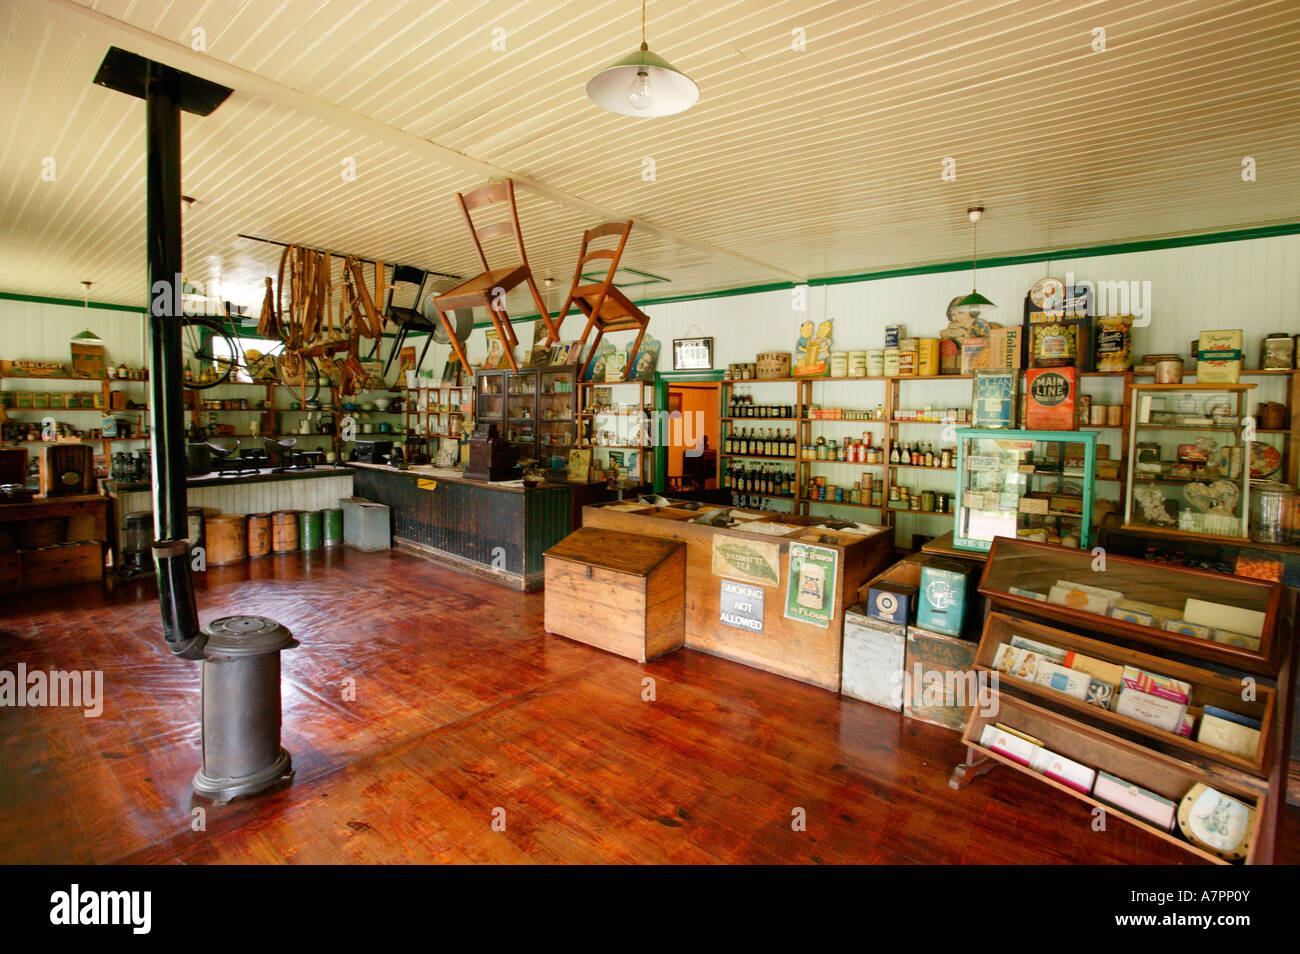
xmin=545 ymin=527 xmax=683 ymax=576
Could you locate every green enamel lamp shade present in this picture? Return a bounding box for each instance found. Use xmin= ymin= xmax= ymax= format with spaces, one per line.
xmin=953 ymin=290 xmax=997 ymax=308
xmin=586 ymin=45 xmax=700 ymax=117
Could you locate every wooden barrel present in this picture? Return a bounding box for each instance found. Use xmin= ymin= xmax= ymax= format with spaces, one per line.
xmin=206 ymin=514 xmax=247 ymax=566
xmin=246 ymin=513 xmax=271 ymax=558
xmin=298 ymin=509 xmax=323 ymax=551
xmin=322 ymin=508 xmax=344 ymax=548
xmin=271 ymin=510 xmax=299 ymax=552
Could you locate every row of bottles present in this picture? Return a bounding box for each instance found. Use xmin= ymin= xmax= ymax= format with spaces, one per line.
xmin=727 ymin=391 xmax=794 ymax=419
xmin=724 ymin=462 xmax=795 ymax=497
xmin=890 ymin=442 xmax=953 ymax=468
xmin=725 ymin=427 xmax=796 ymax=458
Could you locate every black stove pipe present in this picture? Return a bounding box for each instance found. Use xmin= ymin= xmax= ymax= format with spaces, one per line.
xmin=144 ymin=63 xmax=204 ymax=660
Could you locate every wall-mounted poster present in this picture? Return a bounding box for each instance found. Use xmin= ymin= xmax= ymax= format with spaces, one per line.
xmin=794 ymin=318 xmax=834 ymax=377
xmin=711 ymin=534 xmax=781 ymax=588
xmin=481 ymin=329 xmax=506 ymax=370
xmin=399 ymin=345 xmax=417 ymax=373
xmin=629 ymin=336 xmax=661 ymax=381
xmin=784 ymin=542 xmax=838 ymax=627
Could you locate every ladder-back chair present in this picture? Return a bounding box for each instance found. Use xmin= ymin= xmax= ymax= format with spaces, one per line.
xmin=554 ymin=220 xmax=649 ymax=382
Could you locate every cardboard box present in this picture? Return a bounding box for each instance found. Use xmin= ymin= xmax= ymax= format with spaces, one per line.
xmin=988 ymin=326 xmax=1023 ymax=370
xmin=1018 ymin=494 xmax=1050 ymax=515
xmin=939 ymin=338 xmax=962 ymax=375
xmin=960 ymin=337 xmax=989 ymax=374
xmin=1025 ymin=367 xmax=1077 ymax=430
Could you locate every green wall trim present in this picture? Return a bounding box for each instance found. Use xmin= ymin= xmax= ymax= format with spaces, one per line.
xmin=9 ymin=220 xmax=1300 ymax=328
xmin=0 ymin=291 xmax=147 ymax=314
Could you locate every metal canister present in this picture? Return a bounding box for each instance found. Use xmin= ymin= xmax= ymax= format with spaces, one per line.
xmin=921 ymin=490 xmax=936 ymax=512
xmin=298 ymin=509 xmax=323 ymax=551
xmin=322 ymin=508 xmax=344 ymax=548
xmin=1250 ymin=481 xmax=1294 ymax=543
xmin=865 ymin=350 xmax=885 ymax=377
xmin=848 ymin=351 xmax=867 ymax=377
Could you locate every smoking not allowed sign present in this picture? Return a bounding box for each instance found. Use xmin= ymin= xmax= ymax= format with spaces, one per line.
xmin=719 ymin=580 xmax=764 ymax=632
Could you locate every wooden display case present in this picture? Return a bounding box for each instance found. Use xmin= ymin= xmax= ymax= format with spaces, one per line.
xmin=477 ymin=365 xmax=578 ymax=465
xmin=977 ymin=536 xmax=1284 ymax=673
xmin=953 ymin=428 xmax=1097 ymax=551
xmin=955 ymin=536 xmax=1294 ymax=864
xmin=1124 ymin=382 xmax=1256 ymax=542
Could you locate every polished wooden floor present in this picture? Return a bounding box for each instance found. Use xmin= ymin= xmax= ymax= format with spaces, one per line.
xmin=1 ymin=547 xmax=1296 ymax=864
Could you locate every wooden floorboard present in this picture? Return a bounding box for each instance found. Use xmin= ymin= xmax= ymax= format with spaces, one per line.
xmin=0 ymin=547 xmax=1295 ymax=865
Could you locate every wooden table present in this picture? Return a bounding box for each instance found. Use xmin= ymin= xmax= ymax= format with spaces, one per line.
xmin=0 ymin=493 xmax=109 ymax=590
xmin=0 ymin=493 xmax=109 ymax=539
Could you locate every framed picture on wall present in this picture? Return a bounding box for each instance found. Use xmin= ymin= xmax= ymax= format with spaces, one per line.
xmin=673 ymin=337 xmax=713 ymax=370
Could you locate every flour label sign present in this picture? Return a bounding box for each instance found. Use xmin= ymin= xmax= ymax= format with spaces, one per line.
xmin=720 ymin=580 xmax=764 ymax=633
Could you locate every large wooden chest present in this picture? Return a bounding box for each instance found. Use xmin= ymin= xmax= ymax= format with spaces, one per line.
xmin=544 ymin=528 xmax=685 ymax=663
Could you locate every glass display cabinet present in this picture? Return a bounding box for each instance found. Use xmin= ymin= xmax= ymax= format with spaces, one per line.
xmin=476 ymin=365 xmax=578 ymax=463
xmin=1124 ymin=383 xmax=1255 ymax=541
xmin=953 ymin=428 xmax=1097 ymax=552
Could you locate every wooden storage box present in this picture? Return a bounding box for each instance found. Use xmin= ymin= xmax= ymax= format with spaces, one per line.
xmin=544 ymin=527 xmax=685 ymax=663
xmin=22 ymin=541 xmax=102 ymax=590
xmin=904 ymin=625 xmax=979 ymax=732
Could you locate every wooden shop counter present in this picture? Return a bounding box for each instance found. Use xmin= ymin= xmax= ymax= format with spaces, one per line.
xmin=349 ymin=462 xmax=574 ymax=590
xmin=579 ymin=500 xmax=895 ymax=689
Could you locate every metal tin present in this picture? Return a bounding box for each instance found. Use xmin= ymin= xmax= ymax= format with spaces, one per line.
xmin=1152 ymin=354 xmax=1184 ymax=383
xmin=322 ymin=507 xmax=344 ymax=547
xmin=848 ymin=351 xmax=867 ymax=377
xmin=866 ymin=350 xmax=885 ymax=376
xmin=298 ymin=509 xmax=323 ymax=551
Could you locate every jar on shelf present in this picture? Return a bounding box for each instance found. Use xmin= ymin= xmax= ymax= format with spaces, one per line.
xmin=1250 ymin=481 xmax=1294 ymax=543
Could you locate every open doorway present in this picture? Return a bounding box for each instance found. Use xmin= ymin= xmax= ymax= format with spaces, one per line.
xmin=666 ymin=382 xmax=720 ymax=492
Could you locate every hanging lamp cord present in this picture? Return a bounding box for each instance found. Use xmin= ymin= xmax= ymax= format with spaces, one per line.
xmin=641 ymin=0 xmax=648 ymax=51
xmin=971 ymin=219 xmax=978 ymax=291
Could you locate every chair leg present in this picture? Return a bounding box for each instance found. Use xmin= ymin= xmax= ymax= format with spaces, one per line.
xmin=580 ymin=328 xmax=605 ymax=381
xmin=383 ymin=325 xmax=408 ymax=380
xmin=490 ymin=307 xmax=519 ymax=373
xmin=624 ymin=322 xmax=648 ymax=381
xmin=572 ymin=299 xmax=599 ymax=359
xmin=437 ymin=305 xmax=472 ymax=374
xmin=415 ymin=331 xmax=435 ymax=376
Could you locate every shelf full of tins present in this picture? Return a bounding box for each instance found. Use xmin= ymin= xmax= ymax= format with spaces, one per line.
xmin=719 ymin=378 xmax=799 ymax=512
xmin=881 ymin=374 xmax=971 ymax=525
xmin=795 ymin=375 xmax=891 ymax=518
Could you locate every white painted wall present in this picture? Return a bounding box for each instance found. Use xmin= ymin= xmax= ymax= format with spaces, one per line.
xmin=5 ymin=232 xmax=1296 ymax=543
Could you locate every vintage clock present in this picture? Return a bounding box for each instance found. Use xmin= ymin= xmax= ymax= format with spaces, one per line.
xmin=40 ymin=444 xmax=96 ymax=496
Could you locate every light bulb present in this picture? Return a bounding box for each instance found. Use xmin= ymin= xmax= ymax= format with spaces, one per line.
xmin=627 ymin=69 xmax=653 ymax=110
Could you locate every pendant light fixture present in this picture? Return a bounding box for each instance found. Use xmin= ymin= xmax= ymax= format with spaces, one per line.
xmin=953 ymin=207 xmax=997 ymax=318
xmin=586 ymin=0 xmax=699 ymax=117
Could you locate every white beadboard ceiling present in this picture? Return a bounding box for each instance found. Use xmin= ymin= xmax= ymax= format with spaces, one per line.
xmin=1 ymin=0 xmax=1298 ymax=316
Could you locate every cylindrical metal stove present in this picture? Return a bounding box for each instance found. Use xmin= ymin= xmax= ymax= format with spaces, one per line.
xmin=191 ymin=615 xmax=297 ymax=803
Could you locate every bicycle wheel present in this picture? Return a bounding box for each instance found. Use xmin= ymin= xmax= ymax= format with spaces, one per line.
xmin=180 ymin=317 xmax=236 ymax=389
xmin=276 ymin=351 xmax=321 ymax=405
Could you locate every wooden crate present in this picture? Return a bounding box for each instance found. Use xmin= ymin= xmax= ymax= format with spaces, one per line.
xmin=0 ymin=552 xmax=21 ymax=593
xmin=544 ymin=528 xmax=685 ymax=663
xmin=22 ymin=542 xmax=103 ymax=590
xmin=904 ymin=625 xmax=980 ymax=732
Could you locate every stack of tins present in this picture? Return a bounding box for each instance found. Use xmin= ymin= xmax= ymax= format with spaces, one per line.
xmin=297 ymin=509 xmax=323 ymax=551
xmin=322 ymin=508 xmax=344 ymax=548
xmin=246 ymin=513 xmax=271 ymax=558
xmin=271 ymin=511 xmax=299 ymax=552
xmin=205 ymin=514 xmax=247 ymax=566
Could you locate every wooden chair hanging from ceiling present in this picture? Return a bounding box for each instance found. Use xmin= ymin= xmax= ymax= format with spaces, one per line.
xmin=432 ymin=179 xmax=558 ymax=374
xmin=373 ymin=264 xmax=438 ymax=380
xmin=554 ymin=219 xmax=649 ymax=382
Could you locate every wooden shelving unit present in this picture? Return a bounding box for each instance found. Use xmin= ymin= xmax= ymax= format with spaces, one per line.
xmin=950 ymin=537 xmax=1295 ymax=864
xmin=1 ymin=374 xmax=151 ymax=471
xmin=577 ymin=378 xmax=651 ymax=486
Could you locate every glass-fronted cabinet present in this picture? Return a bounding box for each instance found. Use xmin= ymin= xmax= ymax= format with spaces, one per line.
xmin=953 ymin=428 xmax=1097 ymax=551
xmin=1124 ymin=383 xmax=1254 ymax=541
xmin=477 ymin=365 xmax=577 ymax=463
xmin=475 ymin=369 xmax=505 ymax=424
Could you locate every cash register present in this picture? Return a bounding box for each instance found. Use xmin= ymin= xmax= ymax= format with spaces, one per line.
xmin=463 ymin=423 xmax=519 ymax=481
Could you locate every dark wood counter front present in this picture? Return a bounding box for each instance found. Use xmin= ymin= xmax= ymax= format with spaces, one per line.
xmin=348 ymin=463 xmax=574 ymax=590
